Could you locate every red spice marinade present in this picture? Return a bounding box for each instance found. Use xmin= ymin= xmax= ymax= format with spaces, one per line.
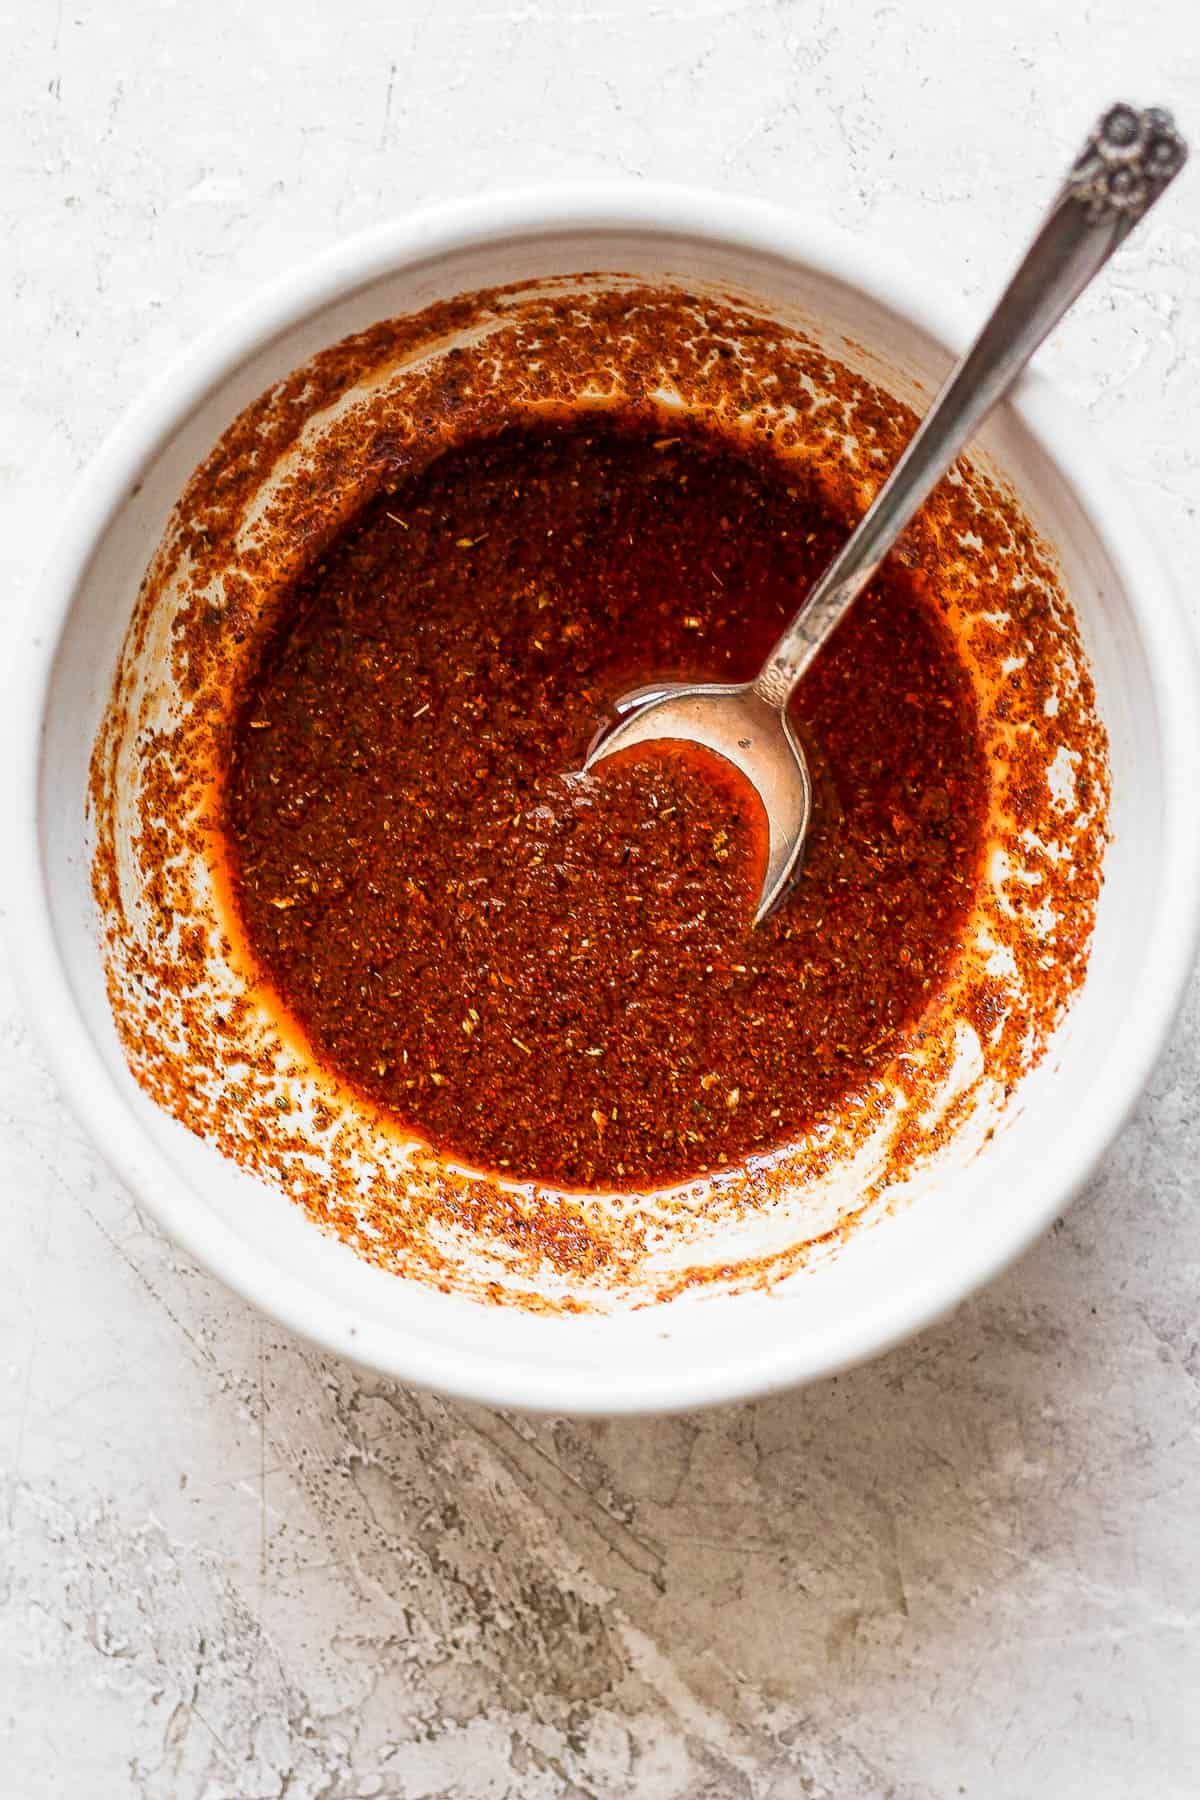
xmin=89 ymin=281 xmax=1110 ymax=1307
xmin=223 ymin=417 xmax=987 ymax=1190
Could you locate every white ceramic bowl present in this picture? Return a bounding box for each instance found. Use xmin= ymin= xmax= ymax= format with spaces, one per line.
xmin=10 ymin=187 xmax=1200 ymax=1414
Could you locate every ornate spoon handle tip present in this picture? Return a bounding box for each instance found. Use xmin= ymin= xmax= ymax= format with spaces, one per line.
xmin=1065 ymin=103 xmax=1188 ymax=228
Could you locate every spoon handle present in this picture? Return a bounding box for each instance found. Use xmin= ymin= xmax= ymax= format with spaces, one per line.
xmin=753 ymin=103 xmax=1188 ymax=710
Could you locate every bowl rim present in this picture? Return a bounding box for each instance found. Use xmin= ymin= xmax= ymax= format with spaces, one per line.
xmin=8 ymin=181 xmax=1200 ymax=1415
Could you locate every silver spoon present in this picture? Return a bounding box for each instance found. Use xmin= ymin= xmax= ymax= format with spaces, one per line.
xmin=586 ymin=102 xmax=1188 ymax=922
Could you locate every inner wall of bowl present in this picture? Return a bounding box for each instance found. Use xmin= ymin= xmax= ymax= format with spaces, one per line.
xmin=41 ymin=225 xmax=1158 ymax=1392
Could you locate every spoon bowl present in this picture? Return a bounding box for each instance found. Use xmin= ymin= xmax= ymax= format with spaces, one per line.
xmin=586 ymin=681 xmax=812 ymax=923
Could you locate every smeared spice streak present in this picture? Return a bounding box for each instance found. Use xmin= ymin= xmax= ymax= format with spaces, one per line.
xmin=222 ymin=415 xmax=988 ymax=1190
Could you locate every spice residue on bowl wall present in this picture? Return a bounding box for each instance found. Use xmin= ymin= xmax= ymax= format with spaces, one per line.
xmin=89 ymin=277 xmax=1109 ymax=1310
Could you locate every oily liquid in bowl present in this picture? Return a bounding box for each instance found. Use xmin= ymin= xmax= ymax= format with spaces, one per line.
xmin=222 ymin=414 xmax=988 ymax=1192
xmin=90 ymin=277 xmax=1108 ymax=1309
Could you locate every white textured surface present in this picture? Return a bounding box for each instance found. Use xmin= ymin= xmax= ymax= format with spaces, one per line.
xmin=3 ymin=2 xmax=1199 ymax=1794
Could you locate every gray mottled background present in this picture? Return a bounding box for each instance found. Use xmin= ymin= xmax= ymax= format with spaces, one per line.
xmin=3 ymin=1 xmax=1199 ymax=1795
